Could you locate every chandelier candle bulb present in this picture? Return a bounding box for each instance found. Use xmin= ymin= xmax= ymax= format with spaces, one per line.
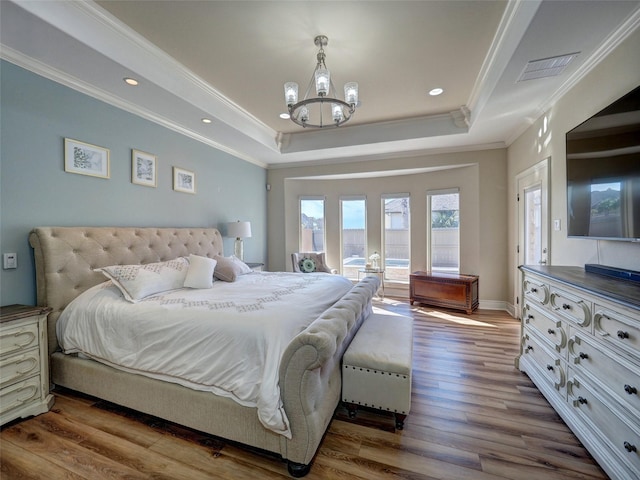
xmin=300 ymin=106 xmax=309 ymax=122
xmin=332 ymin=103 xmax=344 ymax=122
xmin=344 ymin=82 xmax=359 ymax=105
xmin=315 ymin=68 xmax=330 ymax=96
xmin=284 ymin=82 xmax=298 ymax=105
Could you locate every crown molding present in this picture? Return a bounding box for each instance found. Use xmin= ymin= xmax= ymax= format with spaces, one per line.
xmin=13 ymin=0 xmax=279 ymax=153
xmin=467 ymin=0 xmax=543 ymax=123
xmin=0 ymin=46 xmax=268 ymax=169
xmin=539 ymin=4 xmax=640 ymax=114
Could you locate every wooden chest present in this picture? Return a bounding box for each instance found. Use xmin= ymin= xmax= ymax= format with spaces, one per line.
xmin=409 ymin=271 xmax=479 ymax=314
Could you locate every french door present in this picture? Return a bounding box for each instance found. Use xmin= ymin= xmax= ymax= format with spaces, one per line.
xmin=515 ymin=158 xmax=549 ymax=314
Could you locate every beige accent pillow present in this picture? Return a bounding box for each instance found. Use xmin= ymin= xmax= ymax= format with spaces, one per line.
xmin=184 ymin=254 xmax=217 ymax=289
xmin=213 ymin=255 xmax=252 ymax=282
xmin=95 ymin=257 xmax=189 ymax=302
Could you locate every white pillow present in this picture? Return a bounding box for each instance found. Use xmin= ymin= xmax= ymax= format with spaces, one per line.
xmin=213 ymin=255 xmax=252 ymax=282
xmin=95 ymin=257 xmax=189 ymax=302
xmin=184 ymin=254 xmax=217 ymax=289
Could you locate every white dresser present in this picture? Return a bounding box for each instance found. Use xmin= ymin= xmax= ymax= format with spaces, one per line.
xmin=0 ymin=304 xmax=54 ymax=426
xmin=517 ymin=266 xmax=640 ymax=480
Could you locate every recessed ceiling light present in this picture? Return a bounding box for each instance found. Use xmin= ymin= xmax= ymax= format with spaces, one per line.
xmin=201 ymin=118 xmax=212 ymax=124
xmin=429 ymin=88 xmax=444 ymax=96
xmin=124 ymin=77 xmax=139 ymax=86
xmin=280 ymin=113 xmax=290 ymax=120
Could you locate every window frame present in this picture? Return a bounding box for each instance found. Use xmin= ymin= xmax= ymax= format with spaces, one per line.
xmin=340 ymin=195 xmax=367 ymax=279
xmin=381 ymin=193 xmax=411 ymax=282
xmin=299 ymin=196 xmax=326 ymax=253
xmin=427 ymin=187 xmax=460 ymax=273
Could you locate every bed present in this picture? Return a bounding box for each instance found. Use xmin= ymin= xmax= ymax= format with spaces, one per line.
xmin=29 ymin=227 xmax=379 ymax=477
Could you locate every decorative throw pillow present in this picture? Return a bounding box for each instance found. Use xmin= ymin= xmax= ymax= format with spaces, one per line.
xmin=95 ymin=257 xmax=189 ymax=302
xmin=299 ymin=258 xmax=316 ymax=273
xmin=213 ymin=255 xmax=252 ymax=282
xmin=184 ymin=254 xmax=217 ymax=289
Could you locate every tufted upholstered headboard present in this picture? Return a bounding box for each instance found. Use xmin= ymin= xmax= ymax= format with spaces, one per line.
xmin=29 ymin=227 xmax=224 ymax=353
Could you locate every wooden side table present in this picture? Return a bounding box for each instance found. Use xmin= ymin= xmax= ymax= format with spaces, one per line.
xmin=0 ymin=305 xmax=54 ymax=425
xmin=410 ymin=271 xmax=479 ymax=314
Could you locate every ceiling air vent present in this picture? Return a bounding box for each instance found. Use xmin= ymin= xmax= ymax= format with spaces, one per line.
xmin=517 ymin=52 xmax=580 ymax=82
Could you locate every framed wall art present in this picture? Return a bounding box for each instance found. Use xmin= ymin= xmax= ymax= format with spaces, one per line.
xmin=64 ymin=138 xmax=110 ymax=179
xmin=131 ymin=149 xmax=157 ymax=187
xmin=173 ymin=166 xmax=196 ymax=194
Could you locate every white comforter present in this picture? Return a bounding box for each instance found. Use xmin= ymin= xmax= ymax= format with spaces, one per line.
xmin=57 ymin=271 xmax=353 ymax=438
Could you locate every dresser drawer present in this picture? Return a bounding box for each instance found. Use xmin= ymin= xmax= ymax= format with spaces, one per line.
xmin=0 ymin=322 xmax=39 ymax=357
xmin=523 ymin=277 xmax=549 ymax=306
xmin=550 ymin=287 xmax=591 ymax=328
xmin=522 ymin=302 xmax=567 ymax=355
xmin=0 ymin=348 xmax=41 ymax=388
xmin=522 ymin=332 xmax=567 ymax=393
xmin=594 ymin=305 xmax=640 ymax=359
xmin=568 ymin=375 xmax=640 ymax=475
xmin=569 ymin=331 xmax=640 ymax=418
xmin=0 ymin=376 xmax=43 ymax=417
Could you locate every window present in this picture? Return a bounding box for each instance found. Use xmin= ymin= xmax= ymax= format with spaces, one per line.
xmin=428 ymin=189 xmax=459 ymax=273
xmin=383 ymin=194 xmax=410 ymax=281
xmin=300 ymin=197 xmax=325 ymax=252
xmin=341 ymin=197 xmax=366 ymax=279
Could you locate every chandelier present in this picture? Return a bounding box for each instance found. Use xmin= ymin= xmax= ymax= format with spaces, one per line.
xmin=284 ymin=35 xmax=359 ymax=128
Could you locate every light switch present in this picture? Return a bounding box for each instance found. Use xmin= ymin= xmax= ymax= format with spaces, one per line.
xmin=3 ymin=253 xmax=17 ymax=269
xmin=553 ymin=219 xmax=561 ymax=231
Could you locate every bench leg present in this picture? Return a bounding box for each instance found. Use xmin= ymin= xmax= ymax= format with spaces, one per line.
xmin=395 ymin=413 xmax=407 ymax=430
xmin=345 ymin=402 xmax=358 ymax=418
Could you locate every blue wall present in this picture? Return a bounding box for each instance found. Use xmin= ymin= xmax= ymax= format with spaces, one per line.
xmin=0 ymin=61 xmax=267 ymax=306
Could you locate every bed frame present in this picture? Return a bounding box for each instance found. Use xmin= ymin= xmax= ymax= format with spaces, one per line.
xmin=29 ymin=226 xmax=378 ymax=477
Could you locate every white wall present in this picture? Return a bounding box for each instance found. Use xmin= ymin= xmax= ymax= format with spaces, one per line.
xmin=267 ymin=148 xmax=508 ymax=307
xmin=507 ymin=27 xmax=640 ymax=304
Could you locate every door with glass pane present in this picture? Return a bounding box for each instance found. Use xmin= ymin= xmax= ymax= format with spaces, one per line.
xmin=516 ymin=159 xmax=549 ymax=311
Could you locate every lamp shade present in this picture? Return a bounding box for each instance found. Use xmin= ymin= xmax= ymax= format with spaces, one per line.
xmin=227 ymin=221 xmax=252 ymax=239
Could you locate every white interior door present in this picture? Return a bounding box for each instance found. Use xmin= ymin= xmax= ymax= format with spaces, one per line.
xmin=515 ymin=158 xmax=549 ymax=313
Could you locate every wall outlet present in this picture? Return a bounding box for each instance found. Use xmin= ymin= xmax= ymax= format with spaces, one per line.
xmin=3 ymin=253 xmax=17 ymax=269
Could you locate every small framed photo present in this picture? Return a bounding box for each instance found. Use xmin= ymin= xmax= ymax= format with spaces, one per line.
xmin=64 ymin=138 xmax=110 ymax=179
xmin=131 ymin=149 xmax=157 ymax=187
xmin=173 ymin=166 xmax=196 ymax=194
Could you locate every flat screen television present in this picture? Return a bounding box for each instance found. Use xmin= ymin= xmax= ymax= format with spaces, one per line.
xmin=566 ymin=84 xmax=640 ymax=242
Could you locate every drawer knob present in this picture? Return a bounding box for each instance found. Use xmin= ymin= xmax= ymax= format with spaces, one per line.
xmin=530 ymin=287 xmax=538 ymax=293
xmin=624 ymin=441 xmax=637 ymax=453
xmin=546 ymin=364 xmax=554 ymax=371
xmin=624 ymin=384 xmax=638 ymax=395
xmin=577 ymin=396 xmax=588 ymax=405
xmin=562 ymin=303 xmax=571 ymax=310
xmin=578 ymin=352 xmax=589 ymax=360
xmin=617 ymin=330 xmax=629 ymax=339
xmin=547 ymin=328 xmax=555 ymax=334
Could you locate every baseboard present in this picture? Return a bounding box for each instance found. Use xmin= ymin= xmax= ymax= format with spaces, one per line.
xmin=479 ymin=300 xmax=511 ymax=313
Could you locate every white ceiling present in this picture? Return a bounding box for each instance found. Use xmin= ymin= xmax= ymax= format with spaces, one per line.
xmin=1 ymin=0 xmax=639 ymax=168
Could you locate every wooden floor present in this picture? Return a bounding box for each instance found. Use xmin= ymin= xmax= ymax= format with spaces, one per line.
xmin=1 ymin=300 xmax=608 ymax=479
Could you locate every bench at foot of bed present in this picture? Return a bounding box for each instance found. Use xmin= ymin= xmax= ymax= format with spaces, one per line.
xmin=341 ymin=309 xmax=413 ymax=430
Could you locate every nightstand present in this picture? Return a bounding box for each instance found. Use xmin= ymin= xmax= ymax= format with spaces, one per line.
xmin=0 ymin=305 xmax=54 ymax=425
xmin=246 ymin=262 xmax=265 ymax=272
